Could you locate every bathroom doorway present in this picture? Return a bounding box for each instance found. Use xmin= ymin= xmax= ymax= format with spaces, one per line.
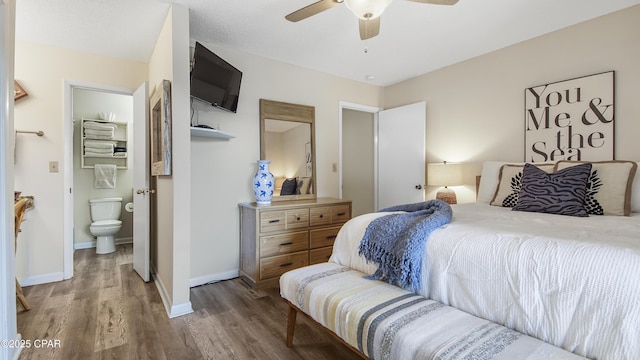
xmin=63 ymin=81 xmax=150 ymax=280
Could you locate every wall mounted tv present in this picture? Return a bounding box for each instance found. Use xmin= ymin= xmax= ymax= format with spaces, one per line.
xmin=190 ymin=42 xmax=242 ymax=113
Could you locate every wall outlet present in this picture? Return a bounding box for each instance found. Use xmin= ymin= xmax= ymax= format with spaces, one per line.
xmin=332 ymin=163 xmax=337 ymax=172
xmin=49 ymin=161 xmax=59 ymax=173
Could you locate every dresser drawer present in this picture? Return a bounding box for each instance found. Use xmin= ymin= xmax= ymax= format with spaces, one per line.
xmin=310 ymin=207 xmax=332 ymax=227
xmin=260 ymin=251 xmax=309 ymax=280
xmin=260 ymin=210 xmax=286 ymax=232
xmin=309 ymin=246 xmax=333 ymax=265
xmin=310 ymin=226 xmax=341 ymax=249
xmin=286 ymin=209 xmax=309 ymax=229
xmin=260 ymin=231 xmax=308 ymax=257
xmin=331 ymin=205 xmax=351 ymax=225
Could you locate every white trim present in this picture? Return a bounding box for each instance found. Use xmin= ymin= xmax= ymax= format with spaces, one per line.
xmin=189 ymin=269 xmax=239 ymax=288
xmin=338 ymin=101 xmax=381 ymax=208
xmin=11 ymin=333 xmax=22 ymax=360
xmin=63 ymin=80 xmax=135 ymax=280
xmin=73 ymin=237 xmax=133 ymax=250
xmin=19 ymin=272 xmax=64 ymax=287
xmin=153 ymin=272 xmax=193 ymax=318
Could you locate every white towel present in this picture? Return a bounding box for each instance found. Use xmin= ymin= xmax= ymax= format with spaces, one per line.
xmin=84 ymin=121 xmax=117 ymax=131
xmin=94 ymin=164 xmax=117 ymax=189
xmin=84 ymin=128 xmax=114 ymax=137
xmin=84 ymin=146 xmax=113 ymax=154
xmin=84 ymin=140 xmax=116 ymax=149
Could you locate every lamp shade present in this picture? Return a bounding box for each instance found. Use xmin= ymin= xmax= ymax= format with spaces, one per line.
xmin=344 ymin=0 xmax=392 ymax=19
xmin=427 ymin=162 xmax=463 ymax=187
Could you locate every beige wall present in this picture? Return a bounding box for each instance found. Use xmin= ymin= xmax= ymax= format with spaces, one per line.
xmin=188 ymin=46 xmax=382 ymax=284
xmin=14 ymin=41 xmax=147 ymax=284
xmin=147 ymin=5 xmax=192 ymax=316
xmin=384 ymin=5 xmax=640 ymax=202
xmin=342 ymin=109 xmax=375 ymax=217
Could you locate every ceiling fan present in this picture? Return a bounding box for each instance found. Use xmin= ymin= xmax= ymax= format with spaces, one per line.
xmin=286 ymin=0 xmax=459 ymax=40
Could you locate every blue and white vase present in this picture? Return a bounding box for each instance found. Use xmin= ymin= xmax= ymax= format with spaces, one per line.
xmin=253 ymin=160 xmax=275 ymax=205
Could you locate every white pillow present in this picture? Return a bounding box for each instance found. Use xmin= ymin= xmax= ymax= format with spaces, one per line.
xmin=477 ymin=161 xmax=555 ymax=204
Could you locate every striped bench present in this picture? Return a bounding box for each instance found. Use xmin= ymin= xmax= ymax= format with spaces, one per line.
xmin=280 ymin=262 xmax=585 ymax=360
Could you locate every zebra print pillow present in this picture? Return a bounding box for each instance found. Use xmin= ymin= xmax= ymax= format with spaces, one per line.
xmin=512 ymin=163 xmax=592 ymax=217
xmin=490 ymin=163 xmax=555 ymax=207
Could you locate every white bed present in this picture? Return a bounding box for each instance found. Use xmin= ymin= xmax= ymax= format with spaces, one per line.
xmin=330 ymin=161 xmax=640 ymax=360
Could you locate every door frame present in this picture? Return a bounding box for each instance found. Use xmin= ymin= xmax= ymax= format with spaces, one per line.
xmin=338 ymin=101 xmax=381 ymax=209
xmin=62 ymin=81 xmax=135 ymax=279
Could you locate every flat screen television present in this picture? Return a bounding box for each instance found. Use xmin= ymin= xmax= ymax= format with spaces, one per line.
xmin=190 ymin=42 xmax=242 ymax=113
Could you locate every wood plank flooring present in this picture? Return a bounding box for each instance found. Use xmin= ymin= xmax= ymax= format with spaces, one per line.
xmin=17 ymin=244 xmax=361 ymax=360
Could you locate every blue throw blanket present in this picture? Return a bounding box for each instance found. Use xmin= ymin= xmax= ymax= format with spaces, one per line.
xmin=358 ymin=200 xmax=452 ymax=291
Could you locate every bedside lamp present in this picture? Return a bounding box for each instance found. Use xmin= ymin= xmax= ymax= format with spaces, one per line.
xmin=427 ymin=161 xmax=463 ymax=204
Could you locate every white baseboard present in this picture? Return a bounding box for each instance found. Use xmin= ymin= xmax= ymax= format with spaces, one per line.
xmin=10 ymin=333 xmax=22 ymax=360
xmin=19 ymin=272 xmax=64 ymax=287
xmin=74 ymin=237 xmax=133 ymax=250
xmin=189 ymin=269 xmax=239 ymax=288
xmin=152 ymin=272 xmax=193 ymax=319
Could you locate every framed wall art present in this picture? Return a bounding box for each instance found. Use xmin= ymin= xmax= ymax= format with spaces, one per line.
xmin=149 ymin=80 xmax=172 ymax=176
xmin=524 ymin=71 xmax=614 ymax=163
xmin=14 ymin=80 xmax=28 ymax=101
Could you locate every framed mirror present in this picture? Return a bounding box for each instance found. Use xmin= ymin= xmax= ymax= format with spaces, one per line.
xmin=260 ymin=99 xmax=316 ymax=201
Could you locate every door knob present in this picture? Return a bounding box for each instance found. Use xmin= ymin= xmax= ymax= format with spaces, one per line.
xmin=415 ymin=185 xmax=423 ymax=190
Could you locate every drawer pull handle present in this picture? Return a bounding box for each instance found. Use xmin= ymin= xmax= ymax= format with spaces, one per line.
xmin=319 ymin=214 xmax=324 ymax=218
xmin=296 ymin=216 xmax=301 ymax=221
xmin=280 ymin=242 xmax=293 ymax=246
xmin=337 ymin=212 xmax=346 ymax=216
xmin=269 ymin=219 xmax=281 ymax=223
xmin=325 ymin=235 xmax=337 ymax=240
xmin=280 ymin=262 xmax=293 ymax=268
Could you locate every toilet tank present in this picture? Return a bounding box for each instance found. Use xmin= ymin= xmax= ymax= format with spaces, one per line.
xmin=89 ymin=197 xmax=123 ymax=221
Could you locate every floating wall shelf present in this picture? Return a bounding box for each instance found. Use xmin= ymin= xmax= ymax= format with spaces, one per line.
xmin=190 ymin=127 xmax=235 ymax=139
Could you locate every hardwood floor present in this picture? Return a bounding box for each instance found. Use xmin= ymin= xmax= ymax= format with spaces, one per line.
xmin=17 ymin=244 xmax=361 ymax=360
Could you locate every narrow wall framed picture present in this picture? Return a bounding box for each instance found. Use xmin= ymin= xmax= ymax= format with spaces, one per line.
xmin=150 ymin=80 xmax=172 ymax=176
xmin=524 ymin=71 xmax=614 ymax=163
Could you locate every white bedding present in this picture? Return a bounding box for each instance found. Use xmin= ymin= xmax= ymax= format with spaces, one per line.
xmin=329 ymin=202 xmax=640 ymax=360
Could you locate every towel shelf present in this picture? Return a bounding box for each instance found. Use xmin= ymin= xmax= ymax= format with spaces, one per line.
xmin=80 ymin=118 xmax=128 ymax=169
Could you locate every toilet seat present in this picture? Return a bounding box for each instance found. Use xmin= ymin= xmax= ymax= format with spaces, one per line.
xmin=91 ymin=220 xmax=122 ymax=226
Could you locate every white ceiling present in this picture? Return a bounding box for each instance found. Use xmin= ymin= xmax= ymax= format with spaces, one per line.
xmin=15 ymin=0 xmax=640 ymax=86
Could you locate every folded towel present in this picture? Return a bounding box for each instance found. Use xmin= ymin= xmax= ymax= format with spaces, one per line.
xmin=84 ymin=134 xmax=114 ymax=140
xmin=85 ymin=151 xmax=114 ymax=157
xmin=84 ymin=147 xmax=113 ymax=154
xmin=112 ymin=152 xmax=127 ymax=157
xmin=94 ymin=164 xmax=117 ymax=189
xmin=84 ymin=140 xmax=116 ymax=149
xmin=84 ymin=121 xmax=117 ymax=130
xmin=84 ymin=128 xmax=114 ymax=136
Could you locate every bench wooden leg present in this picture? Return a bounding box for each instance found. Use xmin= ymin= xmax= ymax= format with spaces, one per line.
xmin=16 ymin=278 xmax=31 ymax=311
xmin=286 ymin=303 xmax=297 ymax=347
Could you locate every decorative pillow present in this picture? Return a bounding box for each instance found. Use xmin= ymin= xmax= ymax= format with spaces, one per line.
xmin=280 ymin=178 xmax=297 ymax=195
xmin=490 ymin=163 xmax=555 ymax=207
xmin=296 ymin=177 xmax=311 ymax=195
xmin=513 ymin=163 xmax=592 ymax=217
xmin=555 ymin=160 xmax=637 ymax=216
xmin=633 ymin=162 xmax=640 ymax=213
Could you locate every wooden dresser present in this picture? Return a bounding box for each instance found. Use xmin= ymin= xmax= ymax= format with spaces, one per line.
xmin=239 ymin=198 xmax=352 ymax=288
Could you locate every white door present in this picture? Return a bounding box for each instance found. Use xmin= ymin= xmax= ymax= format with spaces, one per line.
xmin=133 ymin=82 xmax=150 ymax=282
xmin=377 ymin=101 xmax=426 ymax=209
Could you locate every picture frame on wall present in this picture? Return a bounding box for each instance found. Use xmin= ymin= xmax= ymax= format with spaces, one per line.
xmin=524 ymin=71 xmax=615 ymax=163
xmin=150 ymin=80 xmax=172 ymax=176
xmin=14 ymin=80 xmax=28 ymax=101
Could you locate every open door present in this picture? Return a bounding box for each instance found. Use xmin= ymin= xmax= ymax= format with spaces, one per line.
xmin=377 ymin=101 xmax=426 ymax=209
xmin=133 ymin=82 xmax=150 ymax=282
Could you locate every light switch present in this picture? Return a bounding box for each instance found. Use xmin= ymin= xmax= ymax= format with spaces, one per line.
xmin=49 ymin=161 xmax=59 ymax=173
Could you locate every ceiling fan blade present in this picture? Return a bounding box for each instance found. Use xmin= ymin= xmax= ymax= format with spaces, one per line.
xmin=359 ymin=17 xmax=380 ymax=40
xmin=404 ymin=0 xmax=459 ymax=5
xmin=285 ymin=0 xmax=343 ymax=22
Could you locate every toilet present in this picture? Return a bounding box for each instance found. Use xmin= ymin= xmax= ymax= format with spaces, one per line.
xmin=89 ymin=197 xmax=122 ymax=254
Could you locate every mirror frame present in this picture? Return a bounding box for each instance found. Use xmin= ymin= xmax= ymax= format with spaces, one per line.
xmin=260 ymin=99 xmax=317 ymax=201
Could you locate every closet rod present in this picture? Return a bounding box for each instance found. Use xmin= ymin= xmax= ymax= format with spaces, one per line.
xmin=16 ymin=130 xmax=44 ymax=137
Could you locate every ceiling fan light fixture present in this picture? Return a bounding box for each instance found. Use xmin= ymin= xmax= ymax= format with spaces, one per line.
xmin=344 ymin=0 xmax=393 ymax=20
